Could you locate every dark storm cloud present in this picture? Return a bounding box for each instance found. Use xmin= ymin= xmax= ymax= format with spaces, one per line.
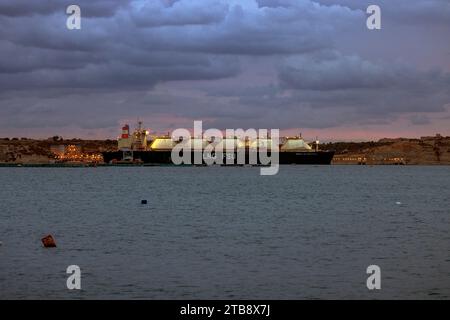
xmin=316 ymin=0 xmax=450 ymax=25
xmin=0 ymin=0 xmax=361 ymax=94
xmin=0 ymin=0 xmax=358 ymax=54
xmin=0 ymin=0 xmax=132 ymax=17
xmin=0 ymin=53 xmax=240 ymax=91
xmin=279 ymin=52 xmax=450 ymax=93
xmin=196 ymin=49 xmax=450 ymax=127
xmin=131 ymin=0 xmax=228 ymax=26
xmin=0 ymin=0 xmax=449 ymax=135
xmin=278 ymin=51 xmax=450 ymax=114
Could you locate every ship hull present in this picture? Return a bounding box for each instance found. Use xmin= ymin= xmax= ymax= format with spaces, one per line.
xmin=102 ymin=150 xmax=335 ymax=165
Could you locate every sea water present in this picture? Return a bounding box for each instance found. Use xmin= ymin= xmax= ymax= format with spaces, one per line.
xmin=0 ymin=166 xmax=449 ymax=299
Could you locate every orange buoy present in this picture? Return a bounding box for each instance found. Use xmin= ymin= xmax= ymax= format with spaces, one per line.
xmin=41 ymin=235 xmax=57 ymax=248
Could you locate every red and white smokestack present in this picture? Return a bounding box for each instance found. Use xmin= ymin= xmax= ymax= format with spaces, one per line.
xmin=122 ymin=124 xmax=129 ymax=139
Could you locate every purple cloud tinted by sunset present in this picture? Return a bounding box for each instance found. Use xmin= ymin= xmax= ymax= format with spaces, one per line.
xmin=0 ymin=0 xmax=449 ymax=140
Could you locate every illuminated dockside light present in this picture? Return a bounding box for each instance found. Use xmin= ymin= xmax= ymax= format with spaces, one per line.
xmin=51 ymin=144 xmax=102 ymax=163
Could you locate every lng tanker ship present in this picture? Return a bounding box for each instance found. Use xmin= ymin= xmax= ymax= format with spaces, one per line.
xmin=102 ymin=122 xmax=335 ymax=165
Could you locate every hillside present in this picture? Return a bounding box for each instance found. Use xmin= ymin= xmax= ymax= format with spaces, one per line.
xmin=327 ymin=135 xmax=450 ymax=165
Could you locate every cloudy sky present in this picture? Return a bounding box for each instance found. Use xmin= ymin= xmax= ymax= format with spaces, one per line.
xmin=0 ymin=0 xmax=449 ymax=140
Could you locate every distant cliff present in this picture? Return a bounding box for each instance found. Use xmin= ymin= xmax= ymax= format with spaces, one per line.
xmin=326 ymin=134 xmax=450 ymax=165
xmin=0 ymin=138 xmax=116 ymax=164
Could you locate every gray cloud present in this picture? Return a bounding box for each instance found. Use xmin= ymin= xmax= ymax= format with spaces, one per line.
xmin=278 ymin=51 xmax=450 ymax=115
xmin=316 ymin=0 xmax=450 ymax=25
xmin=0 ymin=0 xmax=449 ymax=137
xmin=410 ymin=114 xmax=431 ymax=125
xmin=0 ymin=0 xmax=132 ymax=17
xmin=0 ymin=0 xmax=361 ymax=94
xmin=131 ymin=0 xmax=228 ymax=27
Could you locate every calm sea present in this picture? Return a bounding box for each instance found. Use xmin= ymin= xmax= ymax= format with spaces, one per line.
xmin=0 ymin=166 xmax=449 ymax=299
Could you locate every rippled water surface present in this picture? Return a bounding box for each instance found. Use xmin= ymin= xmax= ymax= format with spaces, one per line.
xmin=0 ymin=166 xmax=449 ymax=299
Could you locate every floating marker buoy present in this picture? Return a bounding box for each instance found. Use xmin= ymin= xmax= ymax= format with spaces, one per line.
xmin=141 ymin=200 xmax=147 ymax=204
xmin=41 ymin=235 xmax=57 ymax=248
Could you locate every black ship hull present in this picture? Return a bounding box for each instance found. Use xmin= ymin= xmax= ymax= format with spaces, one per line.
xmin=102 ymin=150 xmax=335 ymax=165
